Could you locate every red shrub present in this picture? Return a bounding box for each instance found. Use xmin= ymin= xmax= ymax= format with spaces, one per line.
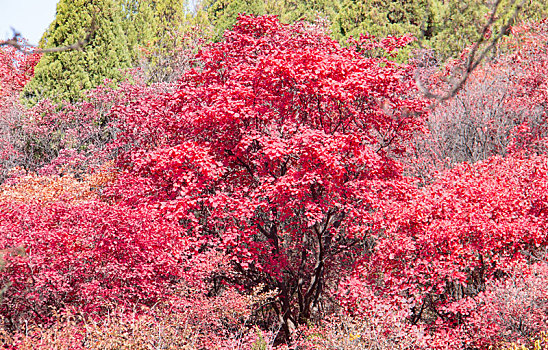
xmin=110 ymin=14 xmax=426 ymax=342
xmin=0 ymin=199 xmax=197 ymax=329
xmin=343 ymin=155 xmax=548 ymax=348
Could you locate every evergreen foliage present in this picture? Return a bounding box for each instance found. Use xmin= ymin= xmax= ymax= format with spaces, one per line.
xmin=200 ymin=0 xmax=548 ymax=58
xmin=334 ymin=0 xmax=548 ymax=58
xmin=121 ymin=0 xmax=189 ymax=61
xmin=201 ymin=0 xmax=340 ymax=37
xmin=23 ymin=0 xmax=132 ymax=103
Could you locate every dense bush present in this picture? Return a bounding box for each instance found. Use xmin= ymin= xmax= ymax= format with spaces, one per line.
xmin=343 ymin=155 xmax=548 ymax=348
xmin=0 ymin=200 xmax=192 ymax=329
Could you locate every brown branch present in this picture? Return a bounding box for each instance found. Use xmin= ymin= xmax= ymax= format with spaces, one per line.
xmin=416 ymin=0 xmax=526 ymax=105
xmin=0 ymin=19 xmax=96 ymax=55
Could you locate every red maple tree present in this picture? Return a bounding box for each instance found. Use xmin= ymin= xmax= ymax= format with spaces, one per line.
xmin=111 ymin=15 xmax=426 ymax=341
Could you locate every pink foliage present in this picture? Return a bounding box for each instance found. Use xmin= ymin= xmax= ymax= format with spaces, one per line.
xmin=474 ymin=260 xmax=548 ymax=346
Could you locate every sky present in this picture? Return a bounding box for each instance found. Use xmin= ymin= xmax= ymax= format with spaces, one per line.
xmin=0 ymin=0 xmax=59 ymax=45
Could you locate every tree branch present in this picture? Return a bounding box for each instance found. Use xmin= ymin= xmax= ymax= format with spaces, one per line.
xmin=0 ymin=20 xmax=96 ymax=54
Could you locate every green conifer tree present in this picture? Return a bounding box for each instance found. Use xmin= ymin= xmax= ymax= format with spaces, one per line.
xmin=23 ymin=0 xmax=132 ymax=103
xmin=121 ymin=0 xmax=189 ymax=60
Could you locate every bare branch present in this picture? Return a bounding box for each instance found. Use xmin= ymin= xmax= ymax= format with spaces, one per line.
xmin=0 ymin=20 xmax=96 ymax=55
xmin=416 ymin=0 xmax=526 ymax=105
